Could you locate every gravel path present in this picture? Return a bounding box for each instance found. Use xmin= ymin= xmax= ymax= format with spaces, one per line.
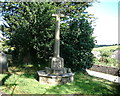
xmin=0 ymin=91 xmax=6 ymax=96
xmin=86 ymin=69 xmax=120 ymax=83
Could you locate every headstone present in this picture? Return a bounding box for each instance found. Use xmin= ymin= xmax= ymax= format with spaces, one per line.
xmin=0 ymin=51 xmax=8 ymax=74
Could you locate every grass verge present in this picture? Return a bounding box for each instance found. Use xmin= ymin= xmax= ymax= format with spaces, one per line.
xmin=0 ymin=65 xmax=120 ymax=95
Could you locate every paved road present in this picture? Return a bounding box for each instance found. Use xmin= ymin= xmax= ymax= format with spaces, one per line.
xmin=86 ymin=69 xmax=120 ymax=83
xmin=0 ymin=91 xmax=10 ymax=96
xmin=0 ymin=91 xmax=5 ymax=96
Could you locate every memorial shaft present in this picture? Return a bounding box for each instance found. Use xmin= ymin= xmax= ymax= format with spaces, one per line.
xmin=54 ymin=15 xmax=60 ymax=57
xmin=52 ymin=10 xmax=64 ymax=58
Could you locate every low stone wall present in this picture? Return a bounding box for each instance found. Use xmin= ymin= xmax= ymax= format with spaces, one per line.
xmin=89 ymin=64 xmax=120 ymax=76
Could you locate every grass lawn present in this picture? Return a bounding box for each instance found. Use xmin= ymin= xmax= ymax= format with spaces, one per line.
xmin=0 ymin=64 xmax=119 ymax=95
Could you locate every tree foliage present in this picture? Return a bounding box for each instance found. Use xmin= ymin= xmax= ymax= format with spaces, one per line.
xmin=1 ymin=2 xmax=96 ymax=71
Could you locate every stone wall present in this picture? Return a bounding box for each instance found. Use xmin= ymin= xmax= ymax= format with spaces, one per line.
xmin=89 ymin=64 xmax=120 ymax=76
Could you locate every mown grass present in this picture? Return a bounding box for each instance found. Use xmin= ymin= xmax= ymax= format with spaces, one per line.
xmin=0 ymin=64 xmax=119 ymax=95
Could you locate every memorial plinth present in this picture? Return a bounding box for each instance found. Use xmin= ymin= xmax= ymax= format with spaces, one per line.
xmin=37 ymin=69 xmax=74 ymax=85
xmin=37 ymin=56 xmax=74 ymax=85
xmin=37 ymin=10 xmax=74 ymax=85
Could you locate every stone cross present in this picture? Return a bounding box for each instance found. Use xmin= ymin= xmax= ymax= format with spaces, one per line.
xmin=37 ymin=10 xmax=74 ymax=85
xmin=52 ymin=9 xmax=65 ymax=57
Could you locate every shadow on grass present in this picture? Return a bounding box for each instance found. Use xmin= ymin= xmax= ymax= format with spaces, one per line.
xmin=109 ymin=83 xmax=120 ymax=95
xmin=0 ymin=64 xmax=41 ymax=94
xmin=42 ymin=72 xmax=120 ymax=95
xmin=0 ymin=73 xmax=18 ymax=95
xmin=8 ymin=63 xmax=47 ymax=75
xmin=19 ymin=73 xmax=39 ymax=81
xmin=8 ymin=63 xmax=47 ymax=82
xmin=1 ymin=73 xmax=11 ymax=85
xmin=2 ymin=65 xmax=120 ymax=95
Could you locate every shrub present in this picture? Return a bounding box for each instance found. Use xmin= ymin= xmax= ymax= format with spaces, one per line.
xmin=100 ymin=51 xmax=111 ymax=57
xmin=99 ymin=57 xmax=108 ymax=64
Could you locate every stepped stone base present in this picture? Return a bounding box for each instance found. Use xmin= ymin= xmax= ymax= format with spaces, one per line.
xmin=37 ymin=57 xmax=74 ymax=85
xmin=37 ymin=70 xmax=74 ymax=85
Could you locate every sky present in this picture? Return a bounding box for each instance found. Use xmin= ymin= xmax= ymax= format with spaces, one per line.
xmin=87 ymin=0 xmax=118 ymax=45
xmin=0 ymin=0 xmax=119 ymax=45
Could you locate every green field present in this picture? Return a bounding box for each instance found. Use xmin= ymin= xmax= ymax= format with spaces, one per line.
xmin=0 ymin=65 xmax=119 ymax=95
xmin=93 ymin=45 xmax=119 ymax=68
xmin=93 ymin=45 xmax=119 ymax=51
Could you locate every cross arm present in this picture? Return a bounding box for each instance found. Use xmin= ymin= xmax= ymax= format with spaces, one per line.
xmin=52 ymin=14 xmax=65 ymax=17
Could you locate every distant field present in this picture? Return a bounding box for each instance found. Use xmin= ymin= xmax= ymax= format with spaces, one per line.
xmin=92 ymin=45 xmax=119 ymax=68
xmin=93 ymin=45 xmax=119 ymax=51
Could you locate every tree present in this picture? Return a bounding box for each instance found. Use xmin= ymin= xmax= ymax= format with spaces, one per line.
xmin=61 ymin=16 xmax=95 ymax=71
xmin=1 ymin=1 xmax=96 ymax=71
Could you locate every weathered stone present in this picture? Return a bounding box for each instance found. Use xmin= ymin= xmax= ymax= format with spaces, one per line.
xmin=67 ymin=68 xmax=72 ymax=73
xmin=37 ymin=10 xmax=74 ymax=85
xmin=50 ymin=57 xmax=64 ymax=69
xmin=37 ymin=70 xmax=74 ymax=85
xmin=0 ymin=51 xmax=8 ymax=74
xmin=89 ymin=64 xmax=120 ymax=76
xmin=45 ymin=67 xmax=51 ymax=74
xmin=111 ymin=50 xmax=120 ymax=64
xmin=70 ymin=75 xmax=74 ymax=82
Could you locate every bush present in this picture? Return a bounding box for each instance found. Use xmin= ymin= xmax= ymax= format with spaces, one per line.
xmin=99 ymin=57 xmax=108 ymax=63
xmin=100 ymin=50 xmax=111 ymax=57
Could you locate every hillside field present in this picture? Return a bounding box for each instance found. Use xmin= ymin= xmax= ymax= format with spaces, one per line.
xmin=93 ymin=45 xmax=119 ymax=68
xmin=93 ymin=45 xmax=119 ymax=51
